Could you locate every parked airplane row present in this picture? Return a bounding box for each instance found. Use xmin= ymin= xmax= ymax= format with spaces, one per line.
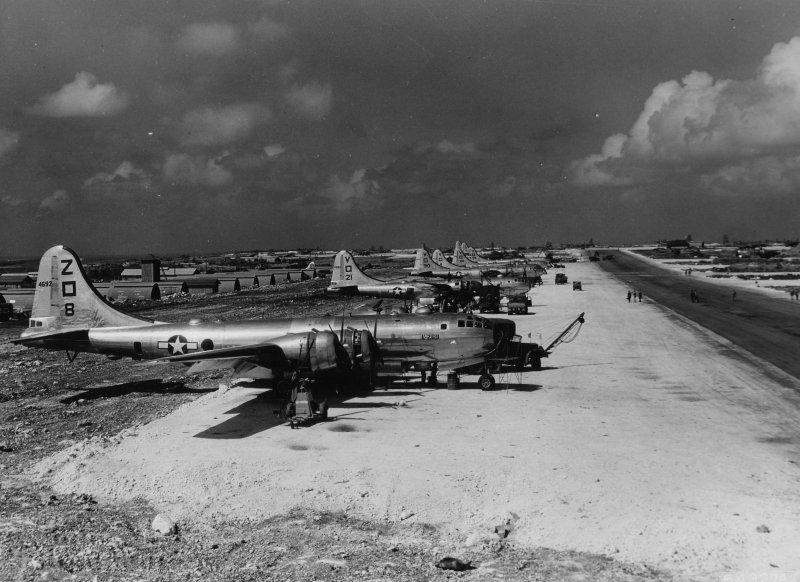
xmin=327 ymin=244 xmax=537 ymax=303
xmin=14 ymin=244 xmax=578 ymax=424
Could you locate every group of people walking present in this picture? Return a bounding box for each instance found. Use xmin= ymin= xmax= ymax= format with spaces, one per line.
xmin=626 ymin=290 xmax=643 ymax=303
xmin=625 ymin=284 xmax=800 ymax=304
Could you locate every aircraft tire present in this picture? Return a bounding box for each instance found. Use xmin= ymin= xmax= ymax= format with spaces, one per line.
xmin=524 ymin=351 xmax=542 ymax=371
xmin=319 ymin=401 xmax=329 ymax=420
xmin=479 ymin=374 xmax=496 ymax=391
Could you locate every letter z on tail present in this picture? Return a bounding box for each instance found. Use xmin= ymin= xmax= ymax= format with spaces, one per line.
xmin=19 ymin=245 xmax=155 ymax=345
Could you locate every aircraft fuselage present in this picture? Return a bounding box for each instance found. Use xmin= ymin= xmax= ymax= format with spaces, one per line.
xmin=27 ymin=312 xmax=497 ymax=372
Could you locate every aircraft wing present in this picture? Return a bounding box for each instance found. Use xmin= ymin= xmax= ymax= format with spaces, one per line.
xmin=183 ymin=359 xmax=276 ymax=378
xmin=433 ymin=356 xmax=487 ymax=373
xmin=158 ymin=342 xmax=290 ymax=368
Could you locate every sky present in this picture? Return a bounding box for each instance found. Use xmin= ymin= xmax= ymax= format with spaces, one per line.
xmin=2 ymin=0 xmax=800 ymax=256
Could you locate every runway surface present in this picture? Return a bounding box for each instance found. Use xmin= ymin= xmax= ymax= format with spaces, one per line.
xmin=598 ymin=250 xmax=800 ymax=383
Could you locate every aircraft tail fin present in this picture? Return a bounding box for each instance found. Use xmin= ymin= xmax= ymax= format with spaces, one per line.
xmin=412 ymin=247 xmax=435 ymax=275
xmin=21 ymin=245 xmax=154 ymax=339
xmin=329 ymin=250 xmax=383 ymax=289
xmin=452 ymin=241 xmax=466 ymax=267
xmin=432 ymin=249 xmax=458 ymax=270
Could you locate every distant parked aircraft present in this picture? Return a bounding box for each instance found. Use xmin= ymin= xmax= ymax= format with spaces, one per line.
xmin=326 ymin=250 xmax=457 ymax=299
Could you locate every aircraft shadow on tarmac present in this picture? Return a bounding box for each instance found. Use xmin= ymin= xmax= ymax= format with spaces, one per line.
xmin=60 ymin=379 xmax=214 ymax=404
xmin=194 ymin=390 xmax=286 ymax=438
xmin=194 ymin=386 xmax=422 ymax=439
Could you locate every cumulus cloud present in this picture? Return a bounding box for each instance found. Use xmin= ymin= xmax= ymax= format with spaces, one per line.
xmin=84 ymin=161 xmax=150 ymax=188
xmin=264 ymin=144 xmax=286 ymax=158
xmin=177 ymin=22 xmax=239 ymax=55
xmin=83 ymin=162 xmax=154 ymax=203
xmin=163 ymin=153 xmax=233 ymax=188
xmin=285 ymin=82 xmax=333 ymax=121
xmin=28 ymin=72 xmax=129 ymax=117
xmin=248 ymin=16 xmax=291 ymax=42
xmin=700 ymin=155 xmax=800 ymax=196
xmin=572 ymin=36 xmax=800 ymax=194
xmin=39 ymin=190 xmax=69 ymax=212
xmin=0 ymin=129 xmax=19 ymax=157
xmin=435 ymin=140 xmax=477 ymax=155
xmin=180 ymin=103 xmax=271 ymax=147
xmin=285 ymin=169 xmax=379 ymax=216
xmin=320 ymin=169 xmax=379 ymax=210
xmin=1 ymin=195 xmax=23 ymax=207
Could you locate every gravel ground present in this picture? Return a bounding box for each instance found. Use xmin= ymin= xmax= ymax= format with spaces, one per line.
xmin=1 ymin=275 xmax=671 ymax=581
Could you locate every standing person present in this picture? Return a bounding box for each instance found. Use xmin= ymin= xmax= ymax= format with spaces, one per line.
xmin=637 ymin=290 xmax=643 ymax=302
xmin=627 ymin=290 xmax=632 ymax=303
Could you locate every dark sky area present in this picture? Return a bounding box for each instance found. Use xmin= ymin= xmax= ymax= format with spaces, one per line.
xmin=2 ymin=0 xmax=800 ymax=255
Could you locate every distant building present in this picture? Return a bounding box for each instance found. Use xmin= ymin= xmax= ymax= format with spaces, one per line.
xmin=160 ymin=267 xmax=201 ymax=279
xmin=660 ymin=239 xmax=691 ymax=249
xmin=141 ymin=258 xmax=161 ymax=283
xmin=120 ymin=265 xmax=200 ymax=281
xmin=182 ymin=277 xmax=219 ymax=295
xmin=0 ymin=274 xmax=35 ymax=289
xmin=120 ymin=268 xmax=142 ymax=281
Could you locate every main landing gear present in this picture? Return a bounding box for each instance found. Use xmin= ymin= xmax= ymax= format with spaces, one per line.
xmin=282 ymin=376 xmax=330 ymax=428
xmin=479 ymin=372 xmax=496 ymax=391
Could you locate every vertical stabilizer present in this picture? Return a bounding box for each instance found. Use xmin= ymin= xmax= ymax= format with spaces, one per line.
xmin=456 ymin=242 xmax=482 ymax=267
xmin=413 ymin=247 xmax=436 ymax=274
xmin=463 ymin=242 xmax=480 ymax=262
xmin=453 ymin=241 xmax=466 ymax=267
xmin=22 ymin=246 xmax=154 ymax=337
xmin=329 ymin=250 xmax=382 ymax=289
xmin=432 ymin=249 xmax=459 ymax=270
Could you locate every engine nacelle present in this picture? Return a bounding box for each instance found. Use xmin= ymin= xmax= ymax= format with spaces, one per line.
xmin=268 ymin=330 xmax=350 ymax=373
xmin=339 ymin=327 xmax=378 ymax=386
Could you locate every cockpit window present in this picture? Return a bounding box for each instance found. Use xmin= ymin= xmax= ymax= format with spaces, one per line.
xmin=466 ymin=320 xmax=473 ymax=327
xmin=440 ymin=323 xmax=447 ymax=330
xmin=458 ymin=320 xmax=465 ymax=327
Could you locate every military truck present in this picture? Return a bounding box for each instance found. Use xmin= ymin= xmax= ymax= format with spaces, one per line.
xmin=477 ymin=286 xmax=501 ymax=313
xmin=506 ymin=294 xmax=529 ymax=315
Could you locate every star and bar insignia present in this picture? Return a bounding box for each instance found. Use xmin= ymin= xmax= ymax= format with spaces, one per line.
xmin=157 ymin=335 xmax=198 ymax=355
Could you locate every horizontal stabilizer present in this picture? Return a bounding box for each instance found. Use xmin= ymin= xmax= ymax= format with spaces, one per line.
xmin=13 ymin=328 xmax=90 ymax=349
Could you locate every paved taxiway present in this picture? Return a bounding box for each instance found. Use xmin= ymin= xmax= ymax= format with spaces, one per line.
xmin=34 ymin=258 xmax=800 ymax=580
xmin=600 ymin=250 xmax=800 ymax=380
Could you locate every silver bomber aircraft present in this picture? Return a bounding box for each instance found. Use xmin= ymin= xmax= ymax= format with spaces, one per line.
xmin=16 ymin=246 xmax=501 ymax=390
xmin=410 ymin=246 xmax=494 ymax=278
xmin=326 ymin=250 xmax=457 ymax=299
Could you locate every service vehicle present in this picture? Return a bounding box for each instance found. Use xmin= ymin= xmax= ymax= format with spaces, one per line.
xmin=486 ymin=312 xmax=585 ymax=373
xmin=506 ymin=294 xmax=530 ymax=315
